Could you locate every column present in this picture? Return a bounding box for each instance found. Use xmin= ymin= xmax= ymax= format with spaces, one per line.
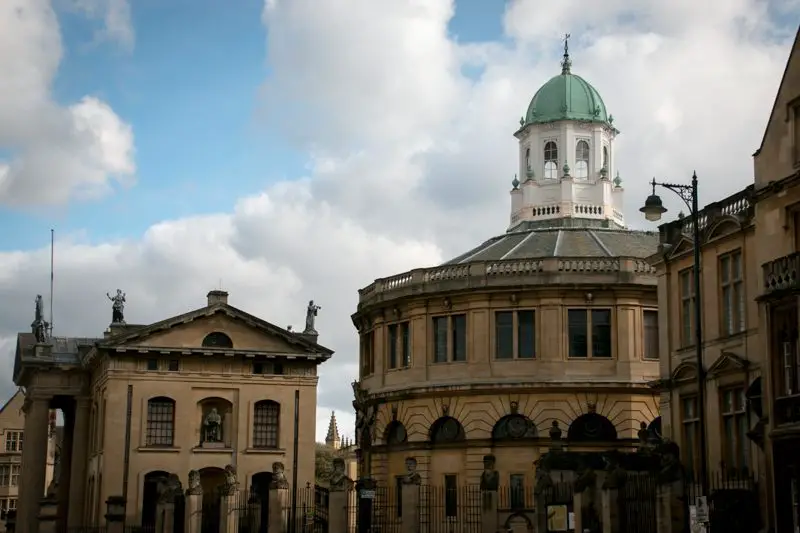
xmin=268 ymin=486 xmax=289 ymax=533
xmin=105 ymin=496 xmax=125 ymax=533
xmin=329 ymin=486 xmax=351 ymax=533
xmin=67 ymin=398 xmax=90 ymax=527
xmin=56 ymin=403 xmax=74 ymax=530
xmin=17 ymin=395 xmax=51 ymax=533
xmin=400 ymin=481 xmax=421 ymax=533
xmin=185 ymin=490 xmax=203 ymax=533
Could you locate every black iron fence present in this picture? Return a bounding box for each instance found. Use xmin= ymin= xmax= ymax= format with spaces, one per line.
xmin=419 ymin=485 xmax=481 ymax=533
xmin=497 ymin=484 xmax=535 ymax=510
xmin=685 ymin=469 xmax=761 ymax=533
xmin=619 ymin=472 xmax=658 ymax=533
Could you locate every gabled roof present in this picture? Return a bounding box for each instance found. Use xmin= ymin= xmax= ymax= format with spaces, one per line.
xmin=100 ymin=302 xmax=334 ymax=357
xmin=754 ymin=25 xmax=800 ymax=157
xmin=0 ymin=389 xmax=24 ymax=418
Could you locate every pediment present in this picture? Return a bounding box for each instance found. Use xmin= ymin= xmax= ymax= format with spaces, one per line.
xmin=0 ymin=390 xmax=25 ymax=425
xmin=671 ymin=361 xmax=698 ymax=383
xmin=667 ymin=236 xmax=694 ymax=259
xmin=102 ymin=305 xmax=332 ymax=356
xmin=706 ymin=216 xmax=742 ymax=242
xmin=707 ymin=351 xmax=750 ymax=379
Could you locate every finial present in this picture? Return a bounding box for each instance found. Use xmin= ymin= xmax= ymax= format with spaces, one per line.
xmin=614 ymin=170 xmax=622 ymax=188
xmin=561 ymin=33 xmax=572 ymax=74
xmin=519 ymin=116 xmax=525 ymax=127
xmin=512 ymin=174 xmax=520 ymax=190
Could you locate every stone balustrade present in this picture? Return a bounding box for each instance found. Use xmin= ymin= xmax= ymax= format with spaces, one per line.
xmin=358 ymin=256 xmax=656 ymax=306
xmin=762 ymin=251 xmax=800 ymax=295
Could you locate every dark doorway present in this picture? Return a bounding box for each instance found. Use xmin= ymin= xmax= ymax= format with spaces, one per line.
xmin=251 ymin=472 xmax=272 ymax=533
xmin=142 ymin=471 xmax=170 ymax=529
xmin=200 ymin=467 xmax=226 ymax=533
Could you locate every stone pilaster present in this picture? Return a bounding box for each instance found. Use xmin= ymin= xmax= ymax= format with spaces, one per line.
xmin=104 ymin=496 xmax=125 ymax=533
xmin=37 ymin=497 xmax=58 ymax=533
xmin=218 ymin=495 xmax=237 ymax=533
xmin=329 ymin=484 xmax=352 ymax=533
xmin=18 ymin=396 xmax=51 ymax=533
xmin=480 ymin=490 xmax=498 ymax=533
xmin=67 ymin=398 xmax=90 ymax=527
xmin=400 ymin=480 xmax=420 ymax=533
xmin=268 ymin=487 xmax=289 ymax=533
xmin=184 ymin=492 xmax=202 ymax=533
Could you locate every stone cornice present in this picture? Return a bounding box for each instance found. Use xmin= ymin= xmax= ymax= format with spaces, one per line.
xmin=753 ymin=170 xmax=800 ymax=202
xmin=369 ymin=437 xmax=639 ymax=453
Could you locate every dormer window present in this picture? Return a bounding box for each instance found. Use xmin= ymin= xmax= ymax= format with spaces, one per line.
xmin=543 ymin=141 xmax=558 ymax=179
xmin=575 ymin=140 xmax=589 ymax=179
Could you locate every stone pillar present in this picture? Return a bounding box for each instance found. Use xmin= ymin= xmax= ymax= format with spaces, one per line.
xmin=573 ymin=491 xmax=585 ymax=533
xmin=156 ymin=499 xmax=176 ymax=533
xmin=480 ymin=490 xmax=498 ymax=533
xmin=67 ymin=398 xmax=90 ymax=527
xmin=600 ymin=488 xmax=620 ymax=533
xmin=18 ymin=395 xmax=51 ymax=533
xmin=56 ymin=405 xmax=74 ymax=531
xmin=329 ymin=484 xmax=352 ymax=533
xmin=37 ymin=497 xmax=58 ymax=533
xmin=104 ymin=496 xmax=125 ymax=533
xmin=656 ymin=480 xmax=686 ymax=533
xmin=268 ymin=485 xmax=289 ymax=533
xmin=400 ymin=481 xmax=421 ymax=533
xmin=185 ymin=473 xmax=203 ymax=533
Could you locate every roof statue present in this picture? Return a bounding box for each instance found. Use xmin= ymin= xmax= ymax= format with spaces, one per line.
xmin=31 ymin=294 xmax=50 ymax=343
xmin=304 ymin=300 xmax=321 ymax=334
xmin=107 ymin=289 xmax=126 ymax=324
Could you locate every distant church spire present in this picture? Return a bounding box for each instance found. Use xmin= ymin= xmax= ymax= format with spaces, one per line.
xmin=325 ymin=411 xmax=341 ymax=449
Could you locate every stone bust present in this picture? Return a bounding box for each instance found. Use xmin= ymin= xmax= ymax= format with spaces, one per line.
xmin=271 ymin=461 xmax=289 ymax=489
xmin=222 ymin=465 xmax=238 ymax=495
xmin=479 ymin=455 xmax=499 ymax=491
xmin=186 ymin=470 xmax=202 ymax=495
xmin=402 ymin=457 xmax=421 ymax=485
xmin=329 ymin=458 xmax=352 ymax=491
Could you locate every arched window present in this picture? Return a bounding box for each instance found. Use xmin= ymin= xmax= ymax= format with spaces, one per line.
xmin=202 ymin=332 xmax=233 ymax=348
xmin=492 ymin=414 xmax=537 ymax=440
xmin=146 ymin=397 xmax=175 ymax=447
xmin=384 ymin=421 xmax=408 ymax=445
xmin=429 ymin=416 xmax=465 ymax=444
xmin=543 ymin=142 xmax=558 ymax=179
xmin=566 ymin=413 xmax=617 ymax=442
xmin=602 ymin=146 xmax=609 ymax=170
xmin=525 ymin=147 xmax=531 ymax=172
xmin=253 ymin=400 xmax=280 ymax=448
xmin=575 ymin=140 xmax=590 ymax=179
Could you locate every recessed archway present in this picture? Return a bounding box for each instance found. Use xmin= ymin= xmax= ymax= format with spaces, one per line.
xmin=142 ymin=470 xmax=170 ymax=528
xmin=567 ymin=413 xmax=617 ymax=442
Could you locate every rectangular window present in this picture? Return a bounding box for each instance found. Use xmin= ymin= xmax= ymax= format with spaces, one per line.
xmin=518 ymin=310 xmax=535 ymax=359
xmin=433 ymin=315 xmax=468 ymax=363
xmin=146 ymin=358 xmax=158 ymax=371
xmin=388 ymin=324 xmax=398 ymax=369
xmin=9 ymin=466 xmax=18 ymax=487
xmin=643 ymin=310 xmax=659 ymax=360
xmin=568 ymin=309 xmax=612 ymax=358
xmin=682 ymin=397 xmax=700 ymax=480
xmin=720 ymin=251 xmax=745 ymax=336
xmin=495 ymin=311 xmax=514 ymax=359
xmin=401 ymin=322 xmax=411 ymax=367
xmin=680 ymin=269 xmax=695 ymax=346
xmin=253 ymin=401 xmax=280 ymax=449
xmin=167 ymin=359 xmax=179 ymax=372
xmin=510 ymin=474 xmax=525 ymax=509
xmin=146 ymin=400 xmax=175 ymax=447
xmin=4 ymin=431 xmax=22 ymax=453
xmin=721 ymin=388 xmax=749 ymax=474
xmin=252 ymin=361 xmax=265 ymax=375
xmin=360 ymin=331 xmax=374 ymax=376
xmin=0 ymin=466 xmax=8 ymax=487
xmin=444 ymin=474 xmax=458 ymax=518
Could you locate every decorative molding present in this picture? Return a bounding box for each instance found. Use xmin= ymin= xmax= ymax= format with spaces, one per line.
xmin=707 ymin=351 xmax=750 ymax=379
xmin=670 ymin=361 xmax=698 ymax=383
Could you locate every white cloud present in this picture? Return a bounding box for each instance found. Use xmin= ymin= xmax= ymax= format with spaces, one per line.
xmin=67 ymin=0 xmax=135 ymax=50
xmin=1 ymin=0 xmax=797 ymax=440
xmin=0 ymin=0 xmax=135 ymax=206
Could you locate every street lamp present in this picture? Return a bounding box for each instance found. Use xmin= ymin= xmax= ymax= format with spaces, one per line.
xmin=640 ymin=172 xmax=709 ymax=498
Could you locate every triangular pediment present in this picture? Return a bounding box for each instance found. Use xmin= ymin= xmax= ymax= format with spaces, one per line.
xmin=671 ymin=361 xmax=698 ymax=383
xmin=667 ymin=236 xmax=694 ymax=259
xmin=707 ymin=351 xmax=750 ymax=379
xmin=102 ymin=304 xmax=333 ymax=357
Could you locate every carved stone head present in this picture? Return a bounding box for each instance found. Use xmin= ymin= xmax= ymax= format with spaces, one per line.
xmin=332 ymin=458 xmax=345 ymax=475
xmin=483 ymin=455 xmax=496 ymax=471
xmin=272 ymin=462 xmax=285 ymax=476
xmin=405 ymin=457 xmax=417 ymax=473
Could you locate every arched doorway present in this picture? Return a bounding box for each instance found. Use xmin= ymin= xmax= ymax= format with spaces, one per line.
xmin=250 ymin=472 xmax=273 ymax=533
xmin=200 ymin=467 xmax=226 ymax=533
xmin=142 ymin=471 xmax=170 ymax=528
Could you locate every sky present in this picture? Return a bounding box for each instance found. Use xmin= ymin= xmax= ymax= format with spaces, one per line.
xmin=0 ymin=0 xmax=797 ymax=443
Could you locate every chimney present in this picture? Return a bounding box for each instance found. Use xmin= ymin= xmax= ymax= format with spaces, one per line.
xmin=207 ymin=290 xmax=229 ymax=306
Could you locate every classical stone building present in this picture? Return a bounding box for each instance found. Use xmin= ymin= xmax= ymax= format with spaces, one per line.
xmin=754 ymin=26 xmax=800 ymax=533
xmin=13 ymin=290 xmax=332 ymax=532
xmin=0 ymin=390 xmax=58 ymax=532
xmin=351 ymin=44 xmax=662 ymax=488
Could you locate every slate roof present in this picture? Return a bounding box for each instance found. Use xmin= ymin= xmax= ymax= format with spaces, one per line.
xmin=442 ymin=224 xmax=659 ymax=265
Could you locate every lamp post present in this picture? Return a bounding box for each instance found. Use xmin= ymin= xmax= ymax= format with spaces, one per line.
xmin=640 ymin=171 xmax=709 ymax=498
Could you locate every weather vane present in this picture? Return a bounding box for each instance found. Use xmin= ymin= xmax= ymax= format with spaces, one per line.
xmin=563 ymin=33 xmax=571 ymax=56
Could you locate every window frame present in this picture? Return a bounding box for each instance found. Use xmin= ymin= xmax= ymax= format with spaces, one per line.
xmin=642 ymin=309 xmax=660 ymax=361
xmin=681 ymin=396 xmax=701 ymax=480
xmin=566 ymin=308 xmax=613 ymax=359
xmin=252 ymin=400 xmax=281 ymax=449
xmin=720 ymin=386 xmax=749 ymax=474
xmin=574 ymin=140 xmax=590 ymax=179
xmin=679 ymin=268 xmax=696 ymax=347
xmin=543 ymin=141 xmax=558 ymax=180
xmin=493 ymin=309 xmax=536 ymax=360
xmin=719 ymin=250 xmax=745 ymax=337
xmin=145 ymin=397 xmax=176 ymax=447
xmin=360 ymin=330 xmax=375 ymax=377
xmin=443 ymin=474 xmax=458 ymax=518
xmin=509 ymin=473 xmax=526 ymax=509
xmin=431 ymin=314 xmax=468 ymax=364
xmin=4 ymin=431 xmax=22 ymax=453
xmin=387 ymin=321 xmax=412 ymax=370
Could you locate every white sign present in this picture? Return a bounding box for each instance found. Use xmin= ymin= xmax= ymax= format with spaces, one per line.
xmin=695 ymin=496 xmax=709 ymax=523
xmin=360 ymin=490 xmax=376 ymax=499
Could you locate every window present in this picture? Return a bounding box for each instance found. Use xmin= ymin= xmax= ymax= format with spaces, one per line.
xmin=575 ymin=140 xmax=590 ymax=179
xmin=794 ymin=210 xmax=800 ymax=252
xmin=444 ymin=475 xmax=458 ymax=518
xmin=643 ymin=310 xmax=659 ymax=360
xmin=773 ymin=303 xmax=800 ymax=397
xmin=202 ymin=332 xmax=233 ymax=348
xmin=681 ymin=397 xmax=700 ymax=479
xmin=567 ymin=309 xmax=612 ymax=358
xmin=395 ymin=476 xmax=403 ymax=518
xmin=253 ymin=400 xmax=280 ymax=449
xmin=146 ymin=359 xmax=158 ymax=371
xmin=433 ymin=314 xmax=467 ymax=363
xmin=720 ymin=251 xmax=745 ymax=336
xmin=525 ymin=147 xmax=531 ymax=172
xmin=510 ymin=474 xmax=525 ymax=509
xmin=360 ymin=331 xmax=374 ymax=376
xmin=145 ymin=397 xmax=175 ymax=447
xmin=680 ymin=269 xmax=695 ymax=346
xmin=253 ymin=361 xmax=265 ymax=375
xmin=544 ymin=141 xmax=558 ymax=179
xmin=274 ymin=362 xmax=284 ymax=375
xmin=167 ymin=360 xmax=179 ymax=372
xmin=602 ymin=146 xmax=609 ymax=171
xmin=495 ymin=310 xmax=536 ymax=359
xmin=387 ymin=322 xmax=411 ymax=369
xmin=4 ymin=431 xmax=22 ymax=452
xmin=721 ymin=388 xmax=749 ymax=474
xmin=0 ymin=466 xmax=20 ymax=487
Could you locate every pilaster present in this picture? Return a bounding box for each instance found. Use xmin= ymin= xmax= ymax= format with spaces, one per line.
xmin=68 ymin=398 xmax=91 ymax=527
xmin=18 ymin=395 xmax=51 ymax=533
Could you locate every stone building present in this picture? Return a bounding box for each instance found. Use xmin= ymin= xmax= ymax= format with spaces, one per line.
xmin=350 ymin=43 xmax=662 ymax=487
xmin=0 ymin=390 xmax=58 ymax=532
xmin=753 ymin=26 xmax=800 ymax=533
xmin=13 ymin=290 xmax=332 ymax=532
xmin=323 ymin=412 xmax=358 ymax=482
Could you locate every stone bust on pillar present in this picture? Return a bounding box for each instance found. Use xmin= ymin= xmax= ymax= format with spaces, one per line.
xmin=401 ymin=457 xmax=421 ymax=485
xmin=479 ymin=455 xmax=499 ymax=491
xmin=186 ymin=470 xmax=202 ymax=496
xmin=270 ymin=462 xmax=289 ymax=489
xmin=329 ymin=458 xmax=353 ymax=491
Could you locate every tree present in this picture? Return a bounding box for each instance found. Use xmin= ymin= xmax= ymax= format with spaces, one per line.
xmin=315 ymin=443 xmax=336 ymax=483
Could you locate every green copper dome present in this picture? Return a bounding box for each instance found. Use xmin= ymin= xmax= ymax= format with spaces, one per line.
xmin=524 ymin=47 xmax=611 ymax=127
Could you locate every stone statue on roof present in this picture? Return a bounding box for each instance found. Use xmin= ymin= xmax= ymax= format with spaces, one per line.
xmin=304 ymin=300 xmax=321 ymax=334
xmin=31 ymin=294 xmax=49 ymax=343
xmin=107 ymin=289 xmax=126 ymax=324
